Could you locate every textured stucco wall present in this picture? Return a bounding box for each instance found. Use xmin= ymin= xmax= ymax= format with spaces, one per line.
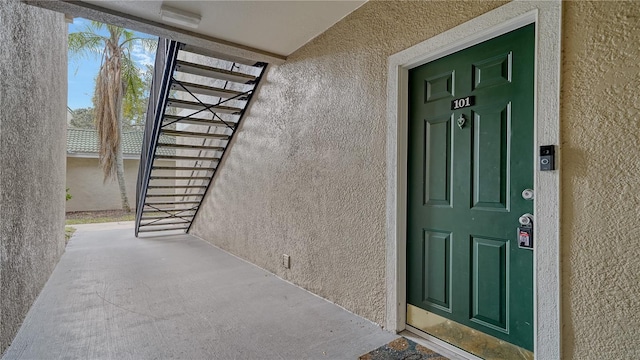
xmin=0 ymin=0 xmax=67 ymax=354
xmin=191 ymin=0 xmax=506 ymax=326
xmin=66 ymin=157 xmax=174 ymax=212
xmin=561 ymin=2 xmax=640 ymax=358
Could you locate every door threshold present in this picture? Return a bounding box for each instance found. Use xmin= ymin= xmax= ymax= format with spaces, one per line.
xmin=403 ymin=325 xmax=483 ymax=360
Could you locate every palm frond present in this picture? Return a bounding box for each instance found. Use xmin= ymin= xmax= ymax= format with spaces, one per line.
xmin=122 ymin=53 xmax=150 ymax=125
xmin=88 ymin=21 xmax=106 ymax=32
xmin=94 ymin=54 xmax=123 ymax=182
xmin=68 ymin=32 xmax=106 ymax=60
xmin=120 ymin=36 xmax=158 ymax=53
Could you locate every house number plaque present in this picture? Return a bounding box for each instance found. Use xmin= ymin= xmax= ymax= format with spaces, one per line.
xmin=451 ymin=96 xmax=475 ymax=110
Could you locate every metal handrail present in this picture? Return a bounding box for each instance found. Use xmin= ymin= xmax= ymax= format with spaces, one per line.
xmin=135 ymin=38 xmax=181 ymax=236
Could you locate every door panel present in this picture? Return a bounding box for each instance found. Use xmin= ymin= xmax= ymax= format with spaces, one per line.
xmin=471 ymin=236 xmax=509 ymax=332
xmin=472 ymin=52 xmax=512 ymax=90
xmin=426 ymin=72 xmax=455 ymax=102
xmin=424 ymin=116 xmax=453 ymax=207
xmin=471 ymin=103 xmax=511 ymax=211
xmin=422 ymin=230 xmax=451 ymax=311
xmin=407 ymin=24 xmax=535 ymax=352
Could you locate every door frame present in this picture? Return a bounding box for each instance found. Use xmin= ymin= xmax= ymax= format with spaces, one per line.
xmin=385 ymin=2 xmax=562 ymax=359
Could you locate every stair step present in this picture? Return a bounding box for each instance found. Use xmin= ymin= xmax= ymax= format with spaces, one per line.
xmin=166 ymin=98 xmax=242 ymax=114
xmin=144 ymin=208 xmax=198 ymax=213
xmin=150 ymin=176 xmax=211 ymax=180
xmin=152 ymin=166 xmax=215 ymax=171
xmin=160 ymin=129 xmax=230 ymax=140
xmin=140 ymin=219 xmax=192 ymax=224
xmin=154 ymin=155 xmax=220 ymax=162
xmin=145 ymin=189 xmax=206 ymax=196
xmin=144 ymin=205 xmax=198 ymax=212
xmin=143 ymin=214 xmax=196 ymax=219
xmin=141 ymin=214 xmax=195 ymax=220
xmin=143 ymin=211 xmax=196 ymax=216
xmin=141 ymin=216 xmax=195 ymax=222
xmin=175 ymin=60 xmax=257 ymax=84
xmin=139 ymin=219 xmax=191 ymax=225
xmin=145 ymin=193 xmax=205 ymax=197
xmin=144 ymin=205 xmax=198 ymax=211
xmin=170 ymin=80 xmax=247 ymax=99
xmin=145 ymin=201 xmax=201 ymax=206
xmin=156 ymin=142 xmax=225 ymax=151
xmin=148 ymin=185 xmax=207 ymax=189
xmin=163 ymin=115 xmax=236 ymax=128
xmin=138 ymin=226 xmax=189 ymax=233
xmin=180 ymin=44 xmax=266 ymax=68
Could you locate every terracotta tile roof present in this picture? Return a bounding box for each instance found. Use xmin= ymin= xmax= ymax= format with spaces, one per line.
xmin=67 ymin=128 xmax=174 ymax=156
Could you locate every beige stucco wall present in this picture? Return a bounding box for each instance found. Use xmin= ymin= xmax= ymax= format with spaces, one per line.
xmin=561 ymin=2 xmax=640 ymax=358
xmin=191 ymin=1 xmax=639 ymax=357
xmin=66 ymin=157 xmax=174 ymax=212
xmin=190 ymin=0 xmax=506 ymax=326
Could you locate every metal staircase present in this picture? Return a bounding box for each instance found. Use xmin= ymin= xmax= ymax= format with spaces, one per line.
xmin=135 ymin=38 xmax=267 ymax=236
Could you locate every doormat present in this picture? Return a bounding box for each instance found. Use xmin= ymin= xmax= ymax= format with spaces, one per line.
xmin=359 ymin=337 xmax=449 ymax=360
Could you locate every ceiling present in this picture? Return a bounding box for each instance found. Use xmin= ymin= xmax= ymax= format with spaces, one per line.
xmin=79 ymin=1 xmax=366 ymax=57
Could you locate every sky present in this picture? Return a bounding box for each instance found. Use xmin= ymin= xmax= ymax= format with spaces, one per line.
xmin=67 ymin=18 xmax=158 ymax=110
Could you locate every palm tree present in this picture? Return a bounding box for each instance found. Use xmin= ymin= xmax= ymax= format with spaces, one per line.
xmin=69 ymin=21 xmax=156 ymax=212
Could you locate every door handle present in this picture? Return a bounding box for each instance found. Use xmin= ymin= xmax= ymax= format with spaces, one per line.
xmin=518 ymin=213 xmax=533 ymax=226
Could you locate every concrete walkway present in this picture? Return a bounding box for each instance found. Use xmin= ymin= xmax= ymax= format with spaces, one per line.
xmin=2 ymin=222 xmax=396 ymax=360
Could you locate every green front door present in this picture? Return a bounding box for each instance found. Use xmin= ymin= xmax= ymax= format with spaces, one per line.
xmin=407 ymin=24 xmax=535 ymax=351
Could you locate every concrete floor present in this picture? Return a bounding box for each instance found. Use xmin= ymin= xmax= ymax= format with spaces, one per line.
xmin=2 ymin=222 xmax=397 ymax=360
